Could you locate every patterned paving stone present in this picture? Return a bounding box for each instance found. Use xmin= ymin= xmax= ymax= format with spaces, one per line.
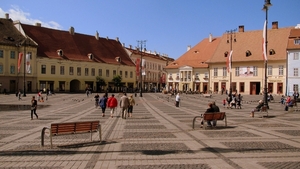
xmin=201 ymin=131 xmax=259 ymax=138
xmin=281 ymin=118 xmax=300 ymax=121
xmin=117 ymin=164 xmax=211 ymax=169
xmin=248 ymin=123 xmax=294 ymax=127
xmin=123 ymin=132 xmax=176 ymax=138
xmin=121 ymin=143 xmax=192 ymax=155
xmin=0 ymin=134 xmax=13 ymax=139
xmin=275 ymin=130 xmax=300 ymax=136
xmin=126 ymin=120 xmax=160 ymax=124
xmin=221 ymin=141 xmax=300 ymax=153
xmin=258 ymin=162 xmax=300 ymax=169
xmin=0 ymin=126 xmax=36 ymax=130
xmin=124 ymin=125 xmax=166 ymax=129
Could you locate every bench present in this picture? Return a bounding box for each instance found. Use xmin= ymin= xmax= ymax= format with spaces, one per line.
xmin=192 ymin=112 xmax=227 ymax=130
xmin=41 ymin=120 xmax=101 ymax=148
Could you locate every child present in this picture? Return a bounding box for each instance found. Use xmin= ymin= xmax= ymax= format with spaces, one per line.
xmin=223 ymin=99 xmax=226 ymax=108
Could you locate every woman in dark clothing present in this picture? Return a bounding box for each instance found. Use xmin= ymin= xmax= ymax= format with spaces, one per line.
xmin=201 ymin=103 xmax=215 ymax=127
xmin=99 ymin=94 xmax=108 ymax=117
xmin=31 ymin=96 xmax=38 ymax=120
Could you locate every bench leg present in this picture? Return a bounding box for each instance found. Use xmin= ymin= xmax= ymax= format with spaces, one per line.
xmin=98 ymin=125 xmax=102 ymax=142
xmin=41 ymin=127 xmax=50 ymax=148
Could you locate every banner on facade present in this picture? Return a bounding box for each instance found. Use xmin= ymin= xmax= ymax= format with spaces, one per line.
xmin=136 ymin=58 xmax=140 ymax=76
xmin=26 ymin=53 xmax=31 ymax=73
xmin=239 ymin=66 xmax=253 ymax=77
xmin=141 ymin=59 xmax=146 ymax=76
xmin=18 ymin=52 xmax=23 ymax=73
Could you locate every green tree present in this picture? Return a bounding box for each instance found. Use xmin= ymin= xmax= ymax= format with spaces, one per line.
xmin=112 ymin=75 xmax=122 ymax=92
xmin=96 ymin=76 xmax=106 ymax=92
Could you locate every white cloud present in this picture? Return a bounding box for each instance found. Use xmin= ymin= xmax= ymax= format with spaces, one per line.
xmin=0 ymin=6 xmax=62 ymax=30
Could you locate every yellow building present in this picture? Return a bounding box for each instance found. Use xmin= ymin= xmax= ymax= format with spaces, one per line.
xmin=0 ymin=15 xmax=38 ymax=94
xmin=14 ymin=21 xmax=136 ymax=93
xmin=207 ymin=23 xmax=290 ymax=95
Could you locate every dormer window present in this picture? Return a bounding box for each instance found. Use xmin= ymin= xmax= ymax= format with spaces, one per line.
xmin=57 ymin=49 xmax=63 ymax=57
xmin=294 ymin=39 xmax=300 ymax=45
xmin=88 ymin=53 xmax=94 ymax=60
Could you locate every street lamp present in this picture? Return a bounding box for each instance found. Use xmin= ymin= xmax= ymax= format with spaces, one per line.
xmin=262 ymin=0 xmax=272 ymax=109
xmin=137 ymin=40 xmax=146 ymax=97
xmin=23 ymin=38 xmax=27 ymax=97
xmin=226 ymin=29 xmax=237 ymax=97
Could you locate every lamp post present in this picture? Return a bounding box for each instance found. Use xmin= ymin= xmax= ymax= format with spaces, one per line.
xmin=23 ymin=39 xmax=27 ymax=97
xmin=226 ymin=29 xmax=236 ymax=97
xmin=137 ymin=40 xmax=146 ymax=97
xmin=262 ymin=0 xmax=272 ymax=109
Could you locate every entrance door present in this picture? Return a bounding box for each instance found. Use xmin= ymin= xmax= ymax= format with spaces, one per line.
xmin=202 ymin=82 xmax=208 ymax=93
xmin=10 ymin=80 xmax=16 ymax=93
xmin=277 ymin=83 xmax=283 ymax=94
xmin=268 ymin=83 xmax=273 ymax=94
xmin=250 ymin=82 xmax=261 ymax=95
xmin=214 ymin=82 xmax=219 ymax=93
xmin=221 ymin=82 xmax=226 ymax=94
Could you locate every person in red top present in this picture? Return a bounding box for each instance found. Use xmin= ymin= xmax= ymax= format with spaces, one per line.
xmin=107 ymin=94 xmax=118 ymax=118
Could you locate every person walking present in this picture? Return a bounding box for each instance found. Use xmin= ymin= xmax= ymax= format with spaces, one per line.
xmin=94 ymin=93 xmax=100 ymax=108
xmin=175 ymin=93 xmax=180 ymax=107
xmin=107 ymin=94 xmax=118 ymax=118
xmin=127 ymin=94 xmax=135 ymax=118
xmin=18 ymin=89 xmax=22 ymax=101
xmin=99 ymin=94 xmax=108 ymax=117
xmin=30 ymin=96 xmax=38 ymax=120
xmin=120 ymin=93 xmax=130 ymax=119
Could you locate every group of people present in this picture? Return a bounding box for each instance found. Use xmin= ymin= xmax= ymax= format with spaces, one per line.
xmin=200 ymin=102 xmax=220 ymax=127
xmin=94 ymin=93 xmax=135 ymax=118
xmin=224 ymin=93 xmax=242 ymax=109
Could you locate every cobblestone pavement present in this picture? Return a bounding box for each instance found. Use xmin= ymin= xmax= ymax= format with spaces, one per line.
xmin=0 ymin=93 xmax=299 ymax=169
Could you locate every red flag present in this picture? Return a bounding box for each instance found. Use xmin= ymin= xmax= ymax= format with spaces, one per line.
xmin=18 ymin=53 xmax=23 ymax=73
xmin=262 ymin=20 xmax=267 ymax=61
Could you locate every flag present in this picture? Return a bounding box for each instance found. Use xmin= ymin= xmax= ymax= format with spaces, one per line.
xmin=26 ymin=54 xmax=31 ymax=73
xmin=18 ymin=53 xmax=23 ymax=73
xmin=141 ymin=59 xmax=146 ymax=76
xmin=262 ymin=20 xmax=267 ymax=61
xmin=136 ymin=58 xmax=140 ymax=77
xmin=226 ymin=50 xmax=233 ymax=73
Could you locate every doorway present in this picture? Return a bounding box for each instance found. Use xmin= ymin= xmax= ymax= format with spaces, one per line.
xmin=250 ymin=82 xmax=261 ymax=95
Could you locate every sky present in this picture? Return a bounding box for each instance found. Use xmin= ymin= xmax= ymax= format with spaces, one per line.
xmin=0 ymin=0 xmax=299 ymax=59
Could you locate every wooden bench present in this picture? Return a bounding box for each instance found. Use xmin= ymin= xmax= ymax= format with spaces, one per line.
xmin=192 ymin=112 xmax=227 ymax=130
xmin=41 ymin=120 xmax=101 ymax=148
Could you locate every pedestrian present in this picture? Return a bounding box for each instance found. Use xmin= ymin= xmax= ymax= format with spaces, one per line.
xmin=94 ymin=93 xmax=100 ymax=108
xmin=107 ymin=94 xmax=118 ymax=118
xmin=127 ymin=94 xmax=135 ymax=118
xmin=18 ymin=89 xmax=22 ymax=101
xmin=175 ymin=93 xmax=180 ymax=107
xmin=250 ymin=100 xmax=264 ymax=117
xmin=120 ymin=93 xmax=130 ymax=119
xmin=222 ymin=98 xmax=226 ymax=108
xmin=31 ymin=96 xmax=38 ymax=120
xmin=99 ymin=94 xmax=108 ymax=117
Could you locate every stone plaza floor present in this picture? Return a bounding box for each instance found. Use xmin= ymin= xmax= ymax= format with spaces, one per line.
xmin=0 ymin=93 xmax=299 ymax=169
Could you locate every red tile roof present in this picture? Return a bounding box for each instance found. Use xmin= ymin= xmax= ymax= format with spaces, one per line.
xmin=166 ymin=37 xmax=221 ymax=69
xmin=287 ymin=29 xmax=300 ymax=50
xmin=125 ymin=47 xmax=174 ymax=62
xmin=20 ymin=23 xmax=135 ymax=66
xmin=207 ymin=27 xmax=292 ymax=63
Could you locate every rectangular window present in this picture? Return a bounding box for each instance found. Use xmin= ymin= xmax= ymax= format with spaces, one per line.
xmin=0 ymin=65 xmax=3 ymax=74
xmin=235 ymin=67 xmax=239 ymax=76
xmin=294 ymin=84 xmax=299 ymax=92
xmin=125 ymin=71 xmax=128 ymax=78
xmin=77 ymin=67 xmax=81 ymax=76
xmin=10 ymin=65 xmax=15 ymax=74
xmin=253 ymin=66 xmax=258 ymax=76
xmin=294 ymin=53 xmax=299 ymax=60
xmin=106 ymin=69 xmax=109 ymax=77
xmin=69 ymin=67 xmax=74 ymax=75
xmin=222 ymin=67 xmax=227 ymax=77
xmin=267 ymin=66 xmax=272 ymax=76
xmin=60 ymin=66 xmax=64 ymax=75
xmin=120 ymin=70 xmax=123 ymax=77
xmin=91 ymin=68 xmax=95 ymax=76
xmin=27 ymin=52 xmax=32 ymax=59
xmin=213 ymin=68 xmax=218 ymax=76
xmin=98 ymin=69 xmax=102 ymax=76
xmin=240 ymin=82 xmax=245 ymax=93
xmin=130 ymin=71 xmax=133 ymax=78
xmin=51 ymin=65 xmax=55 ymax=74
xmin=113 ymin=70 xmax=116 ymax=76
xmin=279 ymin=65 xmax=284 ymax=76
xmin=10 ymin=51 xmax=16 ymax=59
xmin=294 ymin=68 xmax=299 ymax=77
xmin=294 ymin=39 xmax=300 ymax=45
xmin=85 ymin=68 xmax=89 ymax=76
xmin=0 ymin=50 xmax=3 ymax=58
xmin=205 ymin=72 xmax=208 ymax=78
xmin=41 ymin=65 xmax=46 ymax=74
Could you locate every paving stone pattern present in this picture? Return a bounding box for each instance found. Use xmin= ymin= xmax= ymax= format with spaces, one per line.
xmin=0 ymin=93 xmax=300 ymax=169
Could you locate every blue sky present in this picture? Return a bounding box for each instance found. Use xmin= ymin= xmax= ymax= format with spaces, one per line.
xmin=1 ymin=0 xmax=299 ymax=59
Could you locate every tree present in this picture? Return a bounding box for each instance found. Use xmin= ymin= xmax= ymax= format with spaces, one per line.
xmin=112 ymin=75 xmax=122 ymax=92
xmin=96 ymin=76 xmax=106 ymax=92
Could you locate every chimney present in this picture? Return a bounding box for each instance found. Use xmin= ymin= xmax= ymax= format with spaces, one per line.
xmin=239 ymin=25 xmax=244 ymax=32
xmin=116 ymin=37 xmax=119 ymax=42
xmin=187 ymin=45 xmax=191 ymax=51
xmin=35 ymin=23 xmax=41 ymax=27
xmin=129 ymin=45 xmax=132 ymax=49
xmin=69 ymin=26 xmax=75 ymax=35
xmin=122 ymin=43 xmax=125 ymax=47
xmin=5 ymin=13 xmax=9 ymax=19
xmin=272 ymin=21 xmax=278 ymax=29
xmin=209 ymin=33 xmax=212 ymax=42
xmin=95 ymin=31 xmax=99 ymax=40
